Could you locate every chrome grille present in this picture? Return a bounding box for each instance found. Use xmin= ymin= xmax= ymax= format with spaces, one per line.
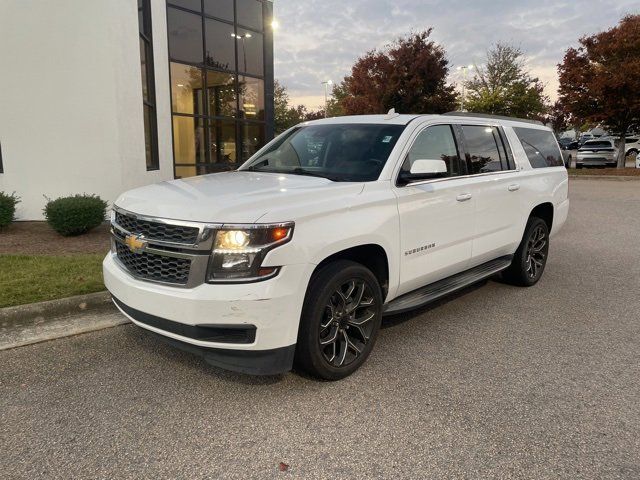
xmin=115 ymin=242 xmax=191 ymax=285
xmin=114 ymin=211 xmax=199 ymax=245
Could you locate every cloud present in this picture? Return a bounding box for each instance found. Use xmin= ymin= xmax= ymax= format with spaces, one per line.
xmin=273 ymin=0 xmax=638 ymax=108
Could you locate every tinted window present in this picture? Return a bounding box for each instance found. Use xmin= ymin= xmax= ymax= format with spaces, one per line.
xmin=205 ymin=18 xmax=236 ymax=71
xmin=401 ymin=124 xmax=460 ymax=177
xmin=204 ymin=0 xmax=234 ymax=21
xmin=582 ymin=140 xmax=613 ymax=148
xmin=244 ymin=124 xmax=405 ymax=182
xmin=461 ymin=125 xmax=506 ymax=173
xmin=514 ymin=127 xmax=564 ymax=168
xmin=236 ymin=0 xmax=263 ymax=30
xmin=235 ymin=29 xmax=263 ymax=75
xmin=167 ymin=8 xmax=203 ymax=64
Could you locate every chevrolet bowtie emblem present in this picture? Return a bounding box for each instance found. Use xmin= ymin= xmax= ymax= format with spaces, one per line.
xmin=125 ymin=234 xmax=148 ymax=253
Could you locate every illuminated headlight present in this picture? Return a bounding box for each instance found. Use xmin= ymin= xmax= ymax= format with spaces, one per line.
xmin=206 ymin=223 xmax=294 ymax=283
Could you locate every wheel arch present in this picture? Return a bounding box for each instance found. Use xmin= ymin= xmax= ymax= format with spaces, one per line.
xmin=530 ymin=202 xmax=554 ymax=232
xmin=311 ymin=244 xmax=390 ymax=300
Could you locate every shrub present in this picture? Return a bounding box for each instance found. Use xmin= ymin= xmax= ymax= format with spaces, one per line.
xmin=0 ymin=192 xmax=20 ymax=228
xmin=44 ymin=194 xmax=107 ymax=236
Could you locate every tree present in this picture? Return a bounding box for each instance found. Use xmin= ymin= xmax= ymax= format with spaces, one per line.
xmin=464 ymin=43 xmax=549 ymax=120
xmin=339 ymin=30 xmax=457 ymax=115
xmin=546 ymin=100 xmax=569 ymax=135
xmin=274 ymin=80 xmax=329 ymax=133
xmin=558 ymin=14 xmax=640 ymax=167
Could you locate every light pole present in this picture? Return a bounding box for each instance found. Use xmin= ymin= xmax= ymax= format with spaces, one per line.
xmin=456 ymin=64 xmax=474 ymax=111
xmin=321 ymin=80 xmax=333 ymax=118
xmin=231 ymin=32 xmax=252 ymax=72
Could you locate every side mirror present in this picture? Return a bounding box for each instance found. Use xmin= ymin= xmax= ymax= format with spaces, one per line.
xmin=398 ymin=159 xmax=448 ymax=184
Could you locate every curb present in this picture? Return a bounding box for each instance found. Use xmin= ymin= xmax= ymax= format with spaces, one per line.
xmin=569 ymin=175 xmax=640 ymax=181
xmin=0 ymin=291 xmax=115 ymax=330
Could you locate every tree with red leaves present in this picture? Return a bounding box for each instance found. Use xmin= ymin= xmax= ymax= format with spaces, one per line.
xmin=558 ymin=15 xmax=640 ymax=167
xmin=338 ymin=30 xmax=457 ymax=115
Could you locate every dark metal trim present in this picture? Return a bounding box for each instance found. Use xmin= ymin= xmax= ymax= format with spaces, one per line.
xmin=0 ymin=140 xmax=3 ymax=173
xmin=140 ymin=0 xmax=160 ymax=171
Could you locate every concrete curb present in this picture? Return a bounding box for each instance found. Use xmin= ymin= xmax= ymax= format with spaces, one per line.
xmin=0 ymin=291 xmax=115 ymax=330
xmin=569 ymin=175 xmax=640 ymax=181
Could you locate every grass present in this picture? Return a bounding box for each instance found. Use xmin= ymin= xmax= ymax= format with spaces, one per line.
xmin=0 ymin=254 xmax=105 ymax=308
xmin=570 ymin=167 xmax=640 ymax=176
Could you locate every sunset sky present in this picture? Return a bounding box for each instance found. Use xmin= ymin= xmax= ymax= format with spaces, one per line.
xmin=273 ymin=0 xmax=638 ymax=110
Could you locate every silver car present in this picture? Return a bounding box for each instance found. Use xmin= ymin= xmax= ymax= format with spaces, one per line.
xmin=576 ymin=139 xmax=618 ymax=168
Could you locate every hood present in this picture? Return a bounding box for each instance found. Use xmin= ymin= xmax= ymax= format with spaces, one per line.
xmin=114 ymin=171 xmax=365 ymax=223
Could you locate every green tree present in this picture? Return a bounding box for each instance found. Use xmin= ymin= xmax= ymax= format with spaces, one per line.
xmin=465 ymin=43 xmax=549 ymax=120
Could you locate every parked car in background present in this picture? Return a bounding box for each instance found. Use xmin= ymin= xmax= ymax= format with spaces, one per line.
xmin=558 ymin=138 xmax=578 ymax=168
xmin=578 ymin=134 xmax=594 ymax=146
xmin=623 ymin=137 xmax=639 ymax=159
xmin=576 ymin=138 xmax=618 ymax=168
xmin=104 ymin=112 xmax=569 ymax=380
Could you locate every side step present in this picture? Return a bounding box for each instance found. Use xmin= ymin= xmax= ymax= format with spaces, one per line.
xmin=383 ymin=255 xmax=513 ymax=315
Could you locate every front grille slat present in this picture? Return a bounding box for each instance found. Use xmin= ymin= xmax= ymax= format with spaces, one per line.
xmin=115 ymin=242 xmax=191 ymax=285
xmin=115 ymin=211 xmax=199 ymax=245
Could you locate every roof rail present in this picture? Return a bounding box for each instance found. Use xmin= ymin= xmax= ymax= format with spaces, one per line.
xmin=443 ymin=111 xmax=543 ymax=126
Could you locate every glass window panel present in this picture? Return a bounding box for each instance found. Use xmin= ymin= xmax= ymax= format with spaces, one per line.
xmin=140 ymin=38 xmax=149 ymax=102
xmin=170 ymin=62 xmax=204 ymax=115
xmin=167 ymin=7 xmax=203 ymax=64
xmin=401 ymin=125 xmax=460 ymax=177
xmin=205 ymin=18 xmax=236 ymax=71
xmin=168 ymin=0 xmax=201 ymax=12
xmin=240 ymin=122 xmax=265 ymax=162
xmin=206 ymin=71 xmax=236 ymax=117
xmin=173 ymin=116 xmax=206 ymax=164
xmin=235 ymin=28 xmax=263 ymax=76
xmin=204 ymin=0 xmax=234 ymax=21
xmin=513 ymin=127 xmax=563 ymax=168
xmin=238 ymin=76 xmax=264 ymax=120
xmin=461 ymin=125 xmax=504 ymax=174
xmin=143 ymin=105 xmax=156 ymax=169
xmin=236 ymin=0 xmax=263 ymax=31
xmin=175 ymin=165 xmax=198 ymax=178
xmin=209 ymin=120 xmax=237 ymax=163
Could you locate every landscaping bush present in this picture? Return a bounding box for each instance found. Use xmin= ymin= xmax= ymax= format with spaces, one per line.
xmin=0 ymin=192 xmax=20 ymax=229
xmin=43 ymin=194 xmax=107 ymax=236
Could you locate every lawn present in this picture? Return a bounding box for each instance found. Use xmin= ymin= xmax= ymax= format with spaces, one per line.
xmin=0 ymin=254 xmax=105 ymax=308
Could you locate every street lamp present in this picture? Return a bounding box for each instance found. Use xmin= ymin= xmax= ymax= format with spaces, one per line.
xmin=321 ymin=80 xmax=333 ymax=118
xmin=456 ymin=64 xmax=474 ymax=111
xmin=231 ymin=32 xmax=252 ymax=72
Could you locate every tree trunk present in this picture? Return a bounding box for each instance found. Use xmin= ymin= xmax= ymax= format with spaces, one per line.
xmin=617 ymin=129 xmax=627 ymax=168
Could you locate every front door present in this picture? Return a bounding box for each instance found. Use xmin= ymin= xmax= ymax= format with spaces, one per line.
xmin=394 ymin=124 xmax=477 ymax=296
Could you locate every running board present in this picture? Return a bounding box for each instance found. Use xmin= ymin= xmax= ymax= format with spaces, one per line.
xmin=383 ymin=255 xmax=513 ymax=315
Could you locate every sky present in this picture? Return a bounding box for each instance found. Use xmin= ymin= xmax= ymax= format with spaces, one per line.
xmin=273 ymin=0 xmax=639 ymax=110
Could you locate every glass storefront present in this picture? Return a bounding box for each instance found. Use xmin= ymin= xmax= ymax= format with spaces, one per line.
xmin=167 ymin=0 xmax=270 ymax=178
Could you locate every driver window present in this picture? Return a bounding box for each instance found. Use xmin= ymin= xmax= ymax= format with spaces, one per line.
xmin=401 ymin=124 xmax=460 ymax=177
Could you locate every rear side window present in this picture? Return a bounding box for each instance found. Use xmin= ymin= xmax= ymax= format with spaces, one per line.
xmin=461 ymin=125 xmax=509 ymax=174
xmin=513 ymin=127 xmax=563 ymax=168
xmin=582 ymin=140 xmax=613 ymax=149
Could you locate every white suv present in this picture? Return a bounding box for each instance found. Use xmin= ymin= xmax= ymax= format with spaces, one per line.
xmin=104 ymin=112 xmax=569 ymax=380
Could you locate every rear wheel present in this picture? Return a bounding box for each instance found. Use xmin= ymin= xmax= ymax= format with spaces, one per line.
xmin=294 ymin=260 xmax=383 ymax=380
xmin=502 ymin=217 xmax=549 ymax=287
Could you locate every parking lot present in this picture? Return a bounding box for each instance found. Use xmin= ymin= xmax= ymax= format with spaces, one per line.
xmin=1 ymin=179 xmax=639 ymax=479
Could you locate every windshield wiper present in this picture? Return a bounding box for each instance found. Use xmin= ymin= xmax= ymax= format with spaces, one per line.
xmin=290 ymin=168 xmax=340 ymax=181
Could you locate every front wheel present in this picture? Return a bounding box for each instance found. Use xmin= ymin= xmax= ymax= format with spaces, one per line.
xmin=502 ymin=217 xmax=550 ymax=287
xmin=294 ymin=260 xmax=383 ymax=380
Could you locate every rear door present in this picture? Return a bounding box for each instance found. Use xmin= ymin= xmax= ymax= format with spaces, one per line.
xmin=458 ymin=124 xmax=523 ymax=265
xmin=393 ymin=123 xmax=476 ymax=295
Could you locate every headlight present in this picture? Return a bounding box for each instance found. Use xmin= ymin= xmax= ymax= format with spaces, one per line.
xmin=206 ymin=223 xmax=294 ymax=283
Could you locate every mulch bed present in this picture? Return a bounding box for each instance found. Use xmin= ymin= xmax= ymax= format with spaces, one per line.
xmin=571 ymin=167 xmax=640 ymax=176
xmin=0 ymin=222 xmax=110 ymax=255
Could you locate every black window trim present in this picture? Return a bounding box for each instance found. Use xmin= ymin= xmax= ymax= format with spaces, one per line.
xmin=139 ymin=0 xmax=160 ymax=171
xmin=0 ymin=140 xmax=3 ymax=173
xmin=166 ymin=0 xmax=270 ymax=178
xmin=394 ymin=122 xmax=519 ymax=188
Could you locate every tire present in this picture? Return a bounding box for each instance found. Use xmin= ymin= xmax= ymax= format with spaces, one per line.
xmin=502 ymin=217 xmax=550 ymax=287
xmin=294 ymin=260 xmax=383 ymax=380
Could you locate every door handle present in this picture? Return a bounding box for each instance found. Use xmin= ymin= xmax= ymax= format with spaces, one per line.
xmin=456 ymin=193 xmax=472 ymax=202
xmin=508 ymin=184 xmax=520 ymax=192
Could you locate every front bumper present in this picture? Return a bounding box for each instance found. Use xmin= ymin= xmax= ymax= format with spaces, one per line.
xmin=103 ymin=253 xmax=311 ymax=373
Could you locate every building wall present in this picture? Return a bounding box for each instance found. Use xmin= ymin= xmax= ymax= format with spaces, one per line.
xmin=0 ymin=0 xmax=174 ymax=220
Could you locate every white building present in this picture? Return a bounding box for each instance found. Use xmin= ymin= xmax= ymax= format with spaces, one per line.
xmin=0 ymin=0 xmax=274 ymax=220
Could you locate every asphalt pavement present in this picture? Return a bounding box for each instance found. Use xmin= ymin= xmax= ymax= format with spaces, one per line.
xmin=1 ymin=179 xmax=639 ymax=479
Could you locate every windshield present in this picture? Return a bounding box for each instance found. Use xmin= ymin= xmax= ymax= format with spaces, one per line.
xmin=242 ymin=123 xmax=405 ymax=181
xmin=582 ymin=140 xmax=612 ymax=148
